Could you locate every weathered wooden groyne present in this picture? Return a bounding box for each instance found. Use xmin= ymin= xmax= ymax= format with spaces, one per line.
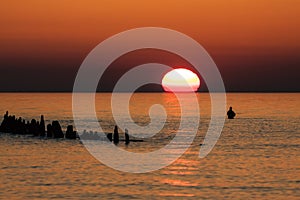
xmin=0 ymin=111 xmax=77 ymax=139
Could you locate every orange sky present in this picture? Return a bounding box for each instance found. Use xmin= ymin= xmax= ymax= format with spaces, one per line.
xmin=1 ymin=0 xmax=299 ymax=50
xmin=0 ymin=0 xmax=299 ymax=91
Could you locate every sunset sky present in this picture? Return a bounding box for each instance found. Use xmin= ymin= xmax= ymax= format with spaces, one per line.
xmin=0 ymin=0 xmax=299 ymax=91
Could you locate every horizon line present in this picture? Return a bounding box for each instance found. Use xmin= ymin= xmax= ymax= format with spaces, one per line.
xmin=0 ymin=91 xmax=299 ymax=93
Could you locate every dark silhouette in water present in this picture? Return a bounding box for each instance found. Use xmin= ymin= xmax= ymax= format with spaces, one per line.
xmin=0 ymin=111 xmax=78 ymax=139
xmin=80 ymin=130 xmax=101 ymax=140
xmin=46 ymin=124 xmax=53 ymax=138
xmin=227 ymin=107 xmax=236 ymax=119
xmin=106 ymin=133 xmax=113 ymax=142
xmin=0 ymin=112 xmax=142 ymax=143
xmin=0 ymin=112 xmax=24 ymax=134
xmin=52 ymin=121 xmax=64 ymax=138
xmin=0 ymin=111 xmax=10 ymax=132
xmin=125 ymin=128 xmax=130 ymax=145
xmin=30 ymin=119 xmax=39 ymax=136
xmin=65 ymin=125 xmax=77 ymax=139
xmin=113 ymin=125 xmax=119 ymax=144
xmin=39 ymin=115 xmax=45 ymax=137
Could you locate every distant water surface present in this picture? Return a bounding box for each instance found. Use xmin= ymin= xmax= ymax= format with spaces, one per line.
xmin=0 ymin=93 xmax=299 ymax=199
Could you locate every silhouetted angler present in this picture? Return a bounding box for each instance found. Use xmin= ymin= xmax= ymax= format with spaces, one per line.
xmin=125 ymin=128 xmax=130 ymax=145
xmin=113 ymin=125 xmax=119 ymax=144
xmin=227 ymin=106 xmax=236 ymax=119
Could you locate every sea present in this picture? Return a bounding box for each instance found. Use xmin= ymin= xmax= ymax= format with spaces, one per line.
xmin=0 ymin=93 xmax=299 ymax=199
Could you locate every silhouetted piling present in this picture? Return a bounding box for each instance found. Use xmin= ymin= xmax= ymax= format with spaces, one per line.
xmin=113 ymin=126 xmax=119 ymax=144
xmin=39 ymin=115 xmax=45 ymax=137
xmin=30 ymin=119 xmax=39 ymax=136
xmin=107 ymin=133 xmax=112 ymax=142
xmin=52 ymin=121 xmax=64 ymax=138
xmin=125 ymin=128 xmax=130 ymax=145
xmin=46 ymin=124 xmax=53 ymax=138
xmin=65 ymin=125 xmax=77 ymax=139
xmin=0 ymin=111 xmax=79 ymax=140
xmin=80 ymin=130 xmax=100 ymax=140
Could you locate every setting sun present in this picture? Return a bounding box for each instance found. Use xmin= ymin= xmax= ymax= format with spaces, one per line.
xmin=162 ymin=68 xmax=200 ymax=92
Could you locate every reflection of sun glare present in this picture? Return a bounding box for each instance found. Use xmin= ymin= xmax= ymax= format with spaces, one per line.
xmin=162 ymin=68 xmax=200 ymax=92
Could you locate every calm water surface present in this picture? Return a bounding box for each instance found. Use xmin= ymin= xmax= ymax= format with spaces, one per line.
xmin=0 ymin=93 xmax=299 ymax=199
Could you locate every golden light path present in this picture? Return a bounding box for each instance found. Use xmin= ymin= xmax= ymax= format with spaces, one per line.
xmin=162 ymin=68 xmax=200 ymax=92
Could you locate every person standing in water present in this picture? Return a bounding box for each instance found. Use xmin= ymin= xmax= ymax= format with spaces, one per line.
xmin=227 ymin=106 xmax=236 ymax=119
xmin=113 ymin=125 xmax=119 ymax=144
